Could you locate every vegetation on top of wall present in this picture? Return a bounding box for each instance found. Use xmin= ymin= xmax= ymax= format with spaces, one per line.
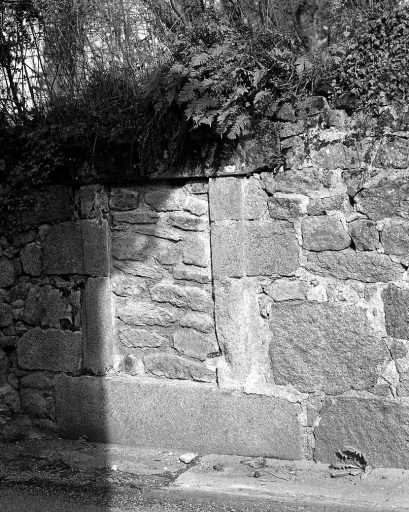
xmin=1 ymin=0 xmax=409 ymax=223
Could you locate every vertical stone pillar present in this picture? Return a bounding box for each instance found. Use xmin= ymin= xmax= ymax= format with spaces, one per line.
xmin=82 ymin=277 xmax=114 ymax=375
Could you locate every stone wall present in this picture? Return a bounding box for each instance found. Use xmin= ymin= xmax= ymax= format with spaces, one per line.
xmin=2 ymin=98 xmax=409 ymax=468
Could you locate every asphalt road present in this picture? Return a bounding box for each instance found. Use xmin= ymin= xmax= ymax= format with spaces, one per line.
xmin=0 ymin=486 xmax=396 ymax=512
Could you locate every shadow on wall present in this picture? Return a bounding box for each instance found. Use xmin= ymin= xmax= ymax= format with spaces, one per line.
xmin=0 ymin=179 xmax=215 ymax=508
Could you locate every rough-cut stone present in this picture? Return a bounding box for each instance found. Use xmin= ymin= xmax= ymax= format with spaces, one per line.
xmin=150 ymin=282 xmax=212 ymax=313
xmin=173 ymin=266 xmax=211 ymax=284
xmin=355 ymin=179 xmax=409 ymax=221
xmin=302 ymin=217 xmax=350 ymax=251
xmin=20 ymin=373 xmax=53 ymax=389
xmin=267 ymin=196 xmax=304 ymax=220
xmin=264 ymin=279 xmax=307 ymax=301
xmin=17 ymin=327 xmax=82 ymax=372
xmin=0 ymin=384 xmax=21 ymax=414
xmin=22 ymin=286 xmax=71 ymax=328
xmin=311 ymin=143 xmax=357 ymax=170
xmin=83 ymin=277 xmax=113 ymax=375
xmin=117 ymin=323 xmax=166 ymax=348
xmin=349 ymin=219 xmax=379 ymax=251
xmin=182 ymin=236 xmax=210 ymax=268
xmin=131 ymin=225 xmax=182 ymax=242
xmin=169 ymin=212 xmax=206 ymax=231
xmin=173 ymin=328 xmax=219 ymax=361
xmin=145 ymin=188 xmax=185 ymax=211
xmin=78 ymin=184 xmax=109 ymax=220
xmin=112 ymin=229 xmax=153 ymax=261
xmin=0 ymin=257 xmax=16 ymax=288
xmin=110 ymin=188 xmax=139 ymax=210
xmin=115 ymin=296 xmax=179 ymax=327
xmin=276 ymin=102 xmax=295 ymax=122
xmin=212 ymin=221 xmax=299 ymax=278
xmin=374 ymin=138 xmax=409 ymax=169
xmin=382 ymin=220 xmax=409 ymax=256
xmin=112 ymin=272 xmax=146 ymax=297
xmin=262 ymin=168 xmax=342 ymax=196
xmin=0 ymin=336 xmax=18 ymax=349
xmin=183 ymin=182 xmax=208 ymax=195
xmin=179 ymin=312 xmax=214 ymax=333
xmin=306 ymin=250 xmax=403 ymax=282
xmin=154 ymin=240 xmax=180 ymax=266
xmin=112 ymin=211 xmax=159 ymax=224
xmin=19 ymin=186 xmax=72 ymax=225
xmin=20 ymin=243 xmax=42 ymax=276
xmin=269 ymin=302 xmax=390 ymax=394
xmin=113 ymin=260 xmax=164 ymax=280
xmin=8 ymin=283 xmax=31 ymax=302
xmin=277 ymin=121 xmax=304 ymax=139
xmin=209 ymin=177 xmax=243 ymax=221
xmin=183 ymin=197 xmax=207 ymax=216
xmin=323 ymin=109 xmax=347 ymax=129
xmin=43 ymin=220 xmax=109 ymax=276
xmin=143 ymin=353 xmax=215 ymax=382
xmin=307 ymin=195 xmax=348 ymax=215
xmin=283 ymin=136 xmax=305 ymax=169
xmin=0 ymin=348 xmax=7 ymax=386
xmin=55 ymin=375 xmax=303 ymax=458
xmin=297 ymin=96 xmax=329 ymax=118
xmin=382 ymin=285 xmax=409 ymax=339
xmin=0 ymin=303 xmax=13 ymax=327
xmin=21 ymin=388 xmax=53 ymax=418
xmin=315 ymin=397 xmax=409 ymax=469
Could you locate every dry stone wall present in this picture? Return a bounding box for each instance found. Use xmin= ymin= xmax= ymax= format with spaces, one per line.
xmin=2 ymin=98 xmax=409 ymax=468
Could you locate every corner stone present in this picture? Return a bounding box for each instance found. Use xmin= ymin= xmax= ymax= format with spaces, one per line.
xmin=17 ymin=327 xmax=82 ymax=373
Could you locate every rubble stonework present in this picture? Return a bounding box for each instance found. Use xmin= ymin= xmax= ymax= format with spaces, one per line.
xmin=3 ymin=101 xmax=409 ymax=469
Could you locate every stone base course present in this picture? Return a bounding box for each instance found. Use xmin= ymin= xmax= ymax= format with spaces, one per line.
xmin=55 ymin=375 xmax=303 ymax=458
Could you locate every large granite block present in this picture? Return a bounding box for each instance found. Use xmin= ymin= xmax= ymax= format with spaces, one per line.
xmin=269 ymin=302 xmax=390 ymax=394
xmin=315 ymin=397 xmax=409 ymax=469
xmin=55 ymin=375 xmax=303 ymax=458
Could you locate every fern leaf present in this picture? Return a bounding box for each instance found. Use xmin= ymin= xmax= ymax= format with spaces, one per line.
xmin=191 ymin=52 xmax=210 ymax=68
